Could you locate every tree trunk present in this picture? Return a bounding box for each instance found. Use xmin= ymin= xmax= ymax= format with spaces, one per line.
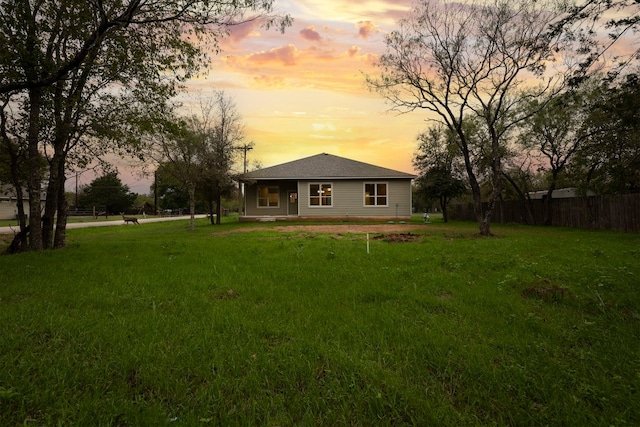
xmin=215 ymin=192 xmax=222 ymax=225
xmin=5 ymin=156 xmax=29 ymax=254
xmin=27 ymin=87 xmax=43 ymax=250
xmin=207 ymin=198 xmax=215 ymax=225
xmin=458 ymin=135 xmax=493 ymax=235
xmin=188 ymin=184 xmax=196 ymax=231
xmin=543 ymin=182 xmax=556 ymax=226
xmin=458 ymin=141 xmax=487 ymax=235
xmin=478 ymin=173 xmax=503 ymax=237
xmin=47 ymin=79 xmax=72 ymax=249
xmin=468 ymin=169 xmax=487 ymax=235
xmin=42 ymin=154 xmax=61 ymax=249
xmin=440 ymin=195 xmax=449 ymax=223
xmin=6 ymin=142 xmax=28 ymax=248
xmin=53 ymin=165 xmax=68 ymax=248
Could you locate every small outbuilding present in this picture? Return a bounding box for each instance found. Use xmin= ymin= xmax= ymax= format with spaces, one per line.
xmin=239 ymin=153 xmax=416 ymax=221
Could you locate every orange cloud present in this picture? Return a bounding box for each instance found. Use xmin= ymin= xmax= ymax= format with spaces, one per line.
xmin=248 ymin=74 xmax=288 ymax=89
xmin=300 ymin=25 xmax=322 ymax=42
xmin=245 ymin=44 xmax=300 ymax=66
xmin=222 ymin=41 xmax=382 ymax=95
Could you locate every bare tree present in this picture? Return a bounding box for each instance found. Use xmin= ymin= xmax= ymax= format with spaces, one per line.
xmin=366 ymin=0 xmax=565 ymax=235
xmin=200 ymin=91 xmax=245 ymax=225
xmin=146 ymin=90 xmax=244 ymax=228
xmin=551 ymin=0 xmax=640 ymax=84
xmin=150 ymin=118 xmax=204 ymax=231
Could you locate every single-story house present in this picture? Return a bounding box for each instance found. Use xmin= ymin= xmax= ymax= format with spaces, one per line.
xmin=239 ymin=153 xmax=416 ymax=221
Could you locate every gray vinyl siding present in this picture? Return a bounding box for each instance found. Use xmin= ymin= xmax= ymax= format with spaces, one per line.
xmin=0 ymin=199 xmax=27 ymax=220
xmin=244 ymin=180 xmax=297 ymax=216
xmin=245 ymin=179 xmax=413 ymax=218
xmin=0 ymin=200 xmax=16 ymax=220
xmin=298 ymin=179 xmax=412 ymax=218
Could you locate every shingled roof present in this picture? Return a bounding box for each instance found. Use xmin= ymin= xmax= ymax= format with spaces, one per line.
xmin=240 ymin=153 xmax=416 ymax=180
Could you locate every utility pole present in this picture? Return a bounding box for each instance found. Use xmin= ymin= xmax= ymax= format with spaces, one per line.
xmin=236 ymin=142 xmax=254 ymax=174
xmin=234 ymin=142 xmax=254 ymax=216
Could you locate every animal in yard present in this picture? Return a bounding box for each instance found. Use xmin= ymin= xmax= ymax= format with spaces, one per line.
xmin=120 ymin=213 xmax=139 ymax=225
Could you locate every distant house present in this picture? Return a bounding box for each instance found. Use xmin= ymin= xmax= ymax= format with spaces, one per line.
xmin=527 ymin=187 xmax=595 ymax=200
xmin=0 ymin=185 xmax=18 ymax=220
xmin=239 ymin=153 xmax=416 ymax=221
xmin=0 ymin=184 xmax=44 ymax=221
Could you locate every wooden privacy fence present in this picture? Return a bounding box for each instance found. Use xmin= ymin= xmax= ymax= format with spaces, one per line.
xmin=449 ymin=193 xmax=640 ymax=232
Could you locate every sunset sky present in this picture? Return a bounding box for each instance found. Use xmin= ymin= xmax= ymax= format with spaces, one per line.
xmin=111 ymin=0 xmax=635 ymax=194
xmin=120 ymin=0 xmax=423 ymax=193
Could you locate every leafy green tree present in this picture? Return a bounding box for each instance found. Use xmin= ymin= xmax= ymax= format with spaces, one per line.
xmin=518 ymin=84 xmax=602 ymax=224
xmin=570 ymin=74 xmax=640 ymax=194
xmin=154 ymin=164 xmax=190 ymax=213
xmin=150 ymin=117 xmax=207 ymax=230
xmin=413 ymin=125 xmax=466 ymax=222
xmin=78 ymin=172 xmax=136 ymax=215
xmin=0 ymin=0 xmax=291 ymax=251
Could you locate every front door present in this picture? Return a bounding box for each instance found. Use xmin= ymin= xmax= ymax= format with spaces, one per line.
xmin=288 ymin=191 xmax=298 ymax=215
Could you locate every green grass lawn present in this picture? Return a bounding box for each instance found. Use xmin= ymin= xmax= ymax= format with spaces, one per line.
xmin=0 ymin=218 xmax=638 ymax=425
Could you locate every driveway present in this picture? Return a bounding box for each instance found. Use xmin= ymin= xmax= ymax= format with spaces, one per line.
xmin=0 ymin=215 xmax=208 ymax=234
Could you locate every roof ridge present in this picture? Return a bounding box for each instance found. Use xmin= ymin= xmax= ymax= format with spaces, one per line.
xmin=241 ymin=153 xmax=416 ymax=180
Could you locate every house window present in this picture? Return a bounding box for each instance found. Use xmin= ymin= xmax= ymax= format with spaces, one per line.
xmin=364 ymin=182 xmax=388 ymax=206
xmin=309 ymin=183 xmax=332 ymax=207
xmin=257 ymin=185 xmax=279 ymax=207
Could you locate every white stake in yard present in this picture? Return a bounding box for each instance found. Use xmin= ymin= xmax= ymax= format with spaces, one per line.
xmin=366 ymin=233 xmax=370 ymax=254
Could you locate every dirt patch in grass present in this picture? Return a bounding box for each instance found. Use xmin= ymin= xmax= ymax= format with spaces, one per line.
xmin=207 ymin=288 xmax=241 ymax=300
xmin=521 ymin=280 xmax=574 ymax=302
xmin=371 ymin=232 xmax=421 ymax=242
xmin=216 ymin=223 xmax=426 ymax=235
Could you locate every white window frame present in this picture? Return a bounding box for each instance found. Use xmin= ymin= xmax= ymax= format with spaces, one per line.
xmin=363 ymin=182 xmax=389 ymax=207
xmin=257 ymin=185 xmax=280 ymax=208
xmin=308 ymin=182 xmax=333 ymax=208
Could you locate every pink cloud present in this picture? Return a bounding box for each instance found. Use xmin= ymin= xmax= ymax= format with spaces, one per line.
xmin=224 ymin=20 xmax=260 ymax=47
xmin=300 ymin=25 xmax=322 ymax=42
xmin=356 ymin=21 xmax=377 ymax=40
xmin=347 ymin=46 xmax=361 ymax=58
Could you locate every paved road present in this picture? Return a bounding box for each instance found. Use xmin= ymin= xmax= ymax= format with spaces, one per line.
xmin=0 ymin=214 xmax=208 ymax=234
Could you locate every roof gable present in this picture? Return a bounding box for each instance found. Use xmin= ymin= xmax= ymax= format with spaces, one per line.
xmin=241 ymin=153 xmax=416 ymax=180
